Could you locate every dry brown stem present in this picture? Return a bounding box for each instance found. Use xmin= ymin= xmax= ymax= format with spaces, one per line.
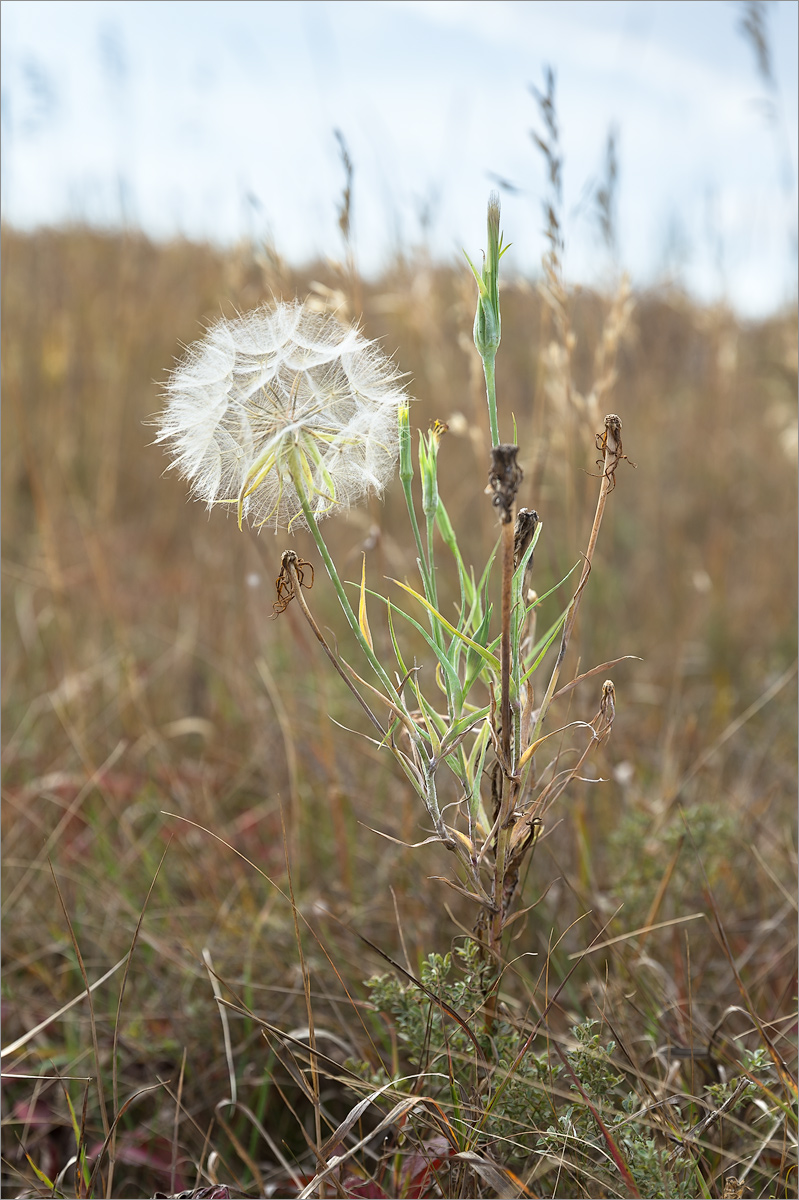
xmin=533 ymin=413 xmax=628 ymax=744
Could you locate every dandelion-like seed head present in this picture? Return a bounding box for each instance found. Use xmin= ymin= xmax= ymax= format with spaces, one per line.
xmin=155 ymin=301 xmax=409 ymax=531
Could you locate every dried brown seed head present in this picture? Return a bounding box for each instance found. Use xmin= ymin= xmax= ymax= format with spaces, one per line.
xmin=486 ymin=443 xmax=523 ymax=524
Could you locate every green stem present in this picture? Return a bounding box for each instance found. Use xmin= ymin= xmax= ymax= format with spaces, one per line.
xmin=402 ymin=442 xmax=445 ymax=660
xmin=425 ymin=511 xmax=439 ymax=613
xmin=401 ymin=476 xmax=432 ymax=596
xmin=482 ymin=352 xmax=500 ymax=447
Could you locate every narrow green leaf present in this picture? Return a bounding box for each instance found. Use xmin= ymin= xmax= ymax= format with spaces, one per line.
xmin=477 ymin=541 xmax=499 ymax=601
xmin=443 ymin=704 xmax=491 ymax=747
xmin=62 ymin=1086 xmax=81 ymax=1146
xmin=463 ymin=604 xmax=493 ymax=698
xmin=467 ymin=722 xmax=492 ymax=823
xmin=511 ymin=518 xmax=542 ymax=593
xmin=389 ymin=578 xmax=501 ymax=672
xmin=436 ymin=498 xmax=474 ymax=608
xmin=386 ymin=602 xmax=408 ymax=679
xmin=521 ymin=610 xmax=567 ymax=683
xmin=462 ymin=249 xmax=490 ymax=299
xmin=411 ymin=676 xmax=443 ymax=757
xmin=386 ymin=599 xmax=463 ymax=710
xmin=443 ymin=751 xmax=466 ymax=777
xmin=25 ymin=1156 xmax=54 ymax=1189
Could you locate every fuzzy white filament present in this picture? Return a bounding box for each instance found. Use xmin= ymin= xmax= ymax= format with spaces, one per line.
xmin=156 ymin=301 xmax=408 ymax=531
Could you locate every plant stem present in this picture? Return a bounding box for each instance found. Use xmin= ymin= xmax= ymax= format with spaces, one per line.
xmin=401 ymin=475 xmax=431 ymax=596
xmin=402 ymin=432 xmax=446 ymax=660
xmin=425 ymin=510 xmax=439 ymax=614
xmin=532 ymin=418 xmax=619 ymax=745
xmin=424 ymin=505 xmax=450 ymax=682
xmin=488 ymin=515 xmax=517 ymax=969
xmin=483 ymin=351 xmax=500 ymax=448
xmin=499 ymin=519 xmax=514 ymax=773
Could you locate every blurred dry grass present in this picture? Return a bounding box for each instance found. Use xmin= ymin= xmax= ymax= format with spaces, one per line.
xmin=2 ymin=225 xmax=796 ymax=1197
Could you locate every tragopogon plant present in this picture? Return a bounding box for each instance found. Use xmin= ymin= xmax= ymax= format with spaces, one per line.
xmin=156 ymin=197 xmax=632 ymax=1013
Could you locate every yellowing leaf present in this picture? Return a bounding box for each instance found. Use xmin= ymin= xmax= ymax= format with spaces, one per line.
xmin=359 ymin=554 xmax=373 ymax=651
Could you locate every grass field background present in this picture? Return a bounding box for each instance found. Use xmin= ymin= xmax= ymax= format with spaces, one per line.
xmin=1 ymin=221 xmax=797 ymax=1197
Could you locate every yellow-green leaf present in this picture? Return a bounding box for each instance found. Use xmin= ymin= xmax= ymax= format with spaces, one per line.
xmin=359 ymin=554 xmax=373 ymax=651
xmin=389 ymin=578 xmax=500 ymax=672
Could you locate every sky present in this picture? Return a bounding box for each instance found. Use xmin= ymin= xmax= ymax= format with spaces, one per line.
xmin=1 ymin=0 xmax=797 ymax=316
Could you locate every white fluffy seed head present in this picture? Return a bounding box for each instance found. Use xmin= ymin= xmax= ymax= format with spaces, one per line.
xmin=155 ymin=301 xmax=409 ymax=531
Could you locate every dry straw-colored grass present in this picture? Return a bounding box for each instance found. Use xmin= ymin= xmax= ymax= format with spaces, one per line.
xmin=2 ymin=224 xmax=796 ymax=1198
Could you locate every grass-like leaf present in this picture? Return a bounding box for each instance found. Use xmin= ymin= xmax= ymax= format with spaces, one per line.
xmin=389 ymin=578 xmax=501 ymax=673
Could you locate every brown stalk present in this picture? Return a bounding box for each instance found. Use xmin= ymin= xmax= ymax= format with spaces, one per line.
xmin=500 ymin=516 xmax=514 ymax=771
xmin=490 ymin=513 xmax=518 ymax=962
xmin=278 ymin=551 xmax=388 ymax=744
xmin=483 ymin=445 xmax=524 ymax=1006
xmin=533 ymin=414 xmax=628 ymax=744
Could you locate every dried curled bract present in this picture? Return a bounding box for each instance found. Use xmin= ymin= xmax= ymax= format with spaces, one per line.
xmin=595 ymin=413 xmax=636 ymax=492
xmin=272 ymin=549 xmax=314 ymax=617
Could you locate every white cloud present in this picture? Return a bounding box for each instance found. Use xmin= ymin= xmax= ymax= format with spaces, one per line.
xmin=1 ymin=0 xmax=796 ymax=314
